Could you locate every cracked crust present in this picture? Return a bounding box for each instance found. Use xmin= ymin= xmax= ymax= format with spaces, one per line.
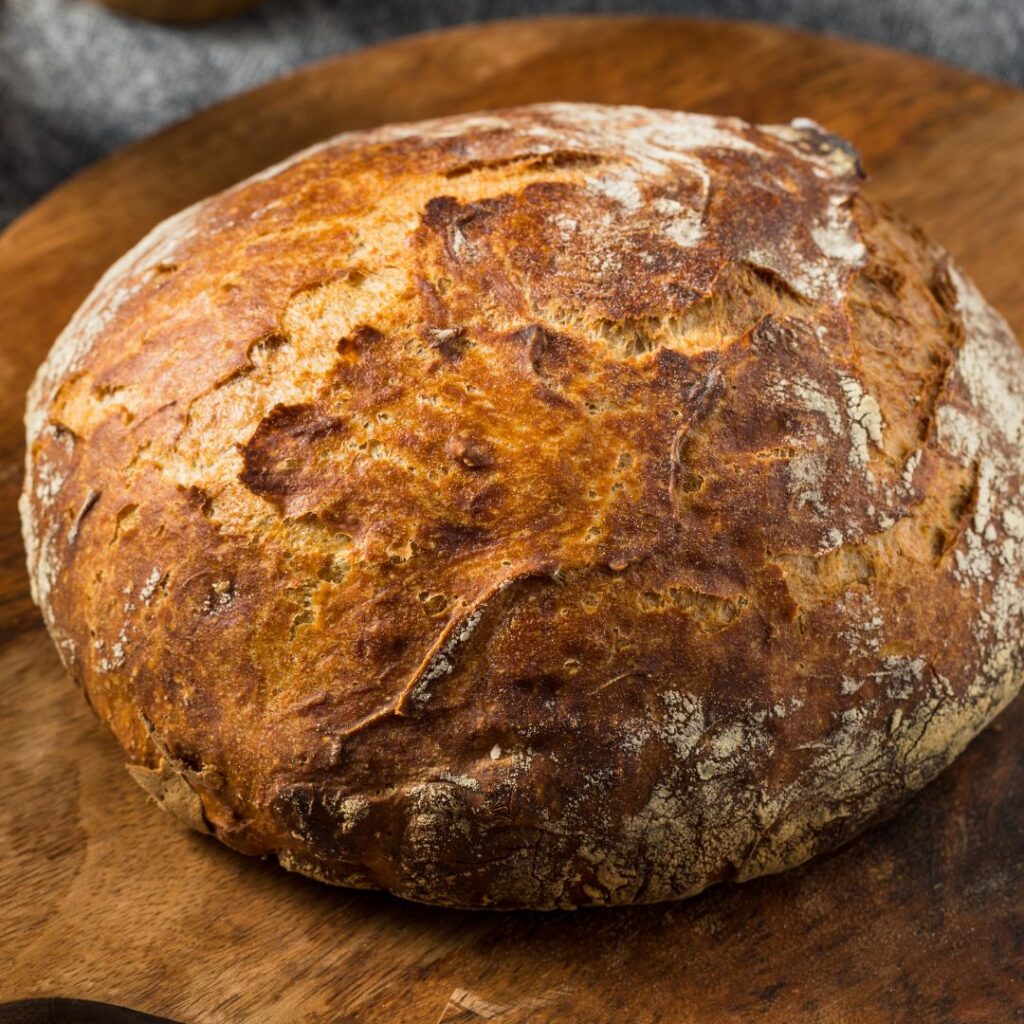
xmin=20 ymin=103 xmax=1024 ymax=908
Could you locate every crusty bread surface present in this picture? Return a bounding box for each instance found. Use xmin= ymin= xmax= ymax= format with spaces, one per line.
xmin=21 ymin=103 xmax=1024 ymax=908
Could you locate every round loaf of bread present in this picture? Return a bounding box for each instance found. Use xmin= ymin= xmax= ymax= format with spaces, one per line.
xmin=21 ymin=103 xmax=1024 ymax=909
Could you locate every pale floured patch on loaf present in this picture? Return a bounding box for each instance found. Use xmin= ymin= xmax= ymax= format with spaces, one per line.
xmin=21 ymin=200 xmax=204 ymax=626
xmin=937 ymin=268 xmax=1024 ymax=608
xmin=18 ymin=426 xmax=74 ymax=609
xmin=658 ymin=690 xmax=706 ymax=761
xmin=838 ymin=374 xmax=885 ymax=470
xmin=743 ymin=133 xmax=868 ymax=300
xmin=587 ymin=644 xmax=1002 ymax=904
xmin=24 ymin=201 xmax=204 ymax=449
xmin=930 ymin=267 xmax=1024 ymax=723
xmin=766 ymin=364 xmax=884 ymax=550
xmin=547 ymin=105 xmax=866 ymax=295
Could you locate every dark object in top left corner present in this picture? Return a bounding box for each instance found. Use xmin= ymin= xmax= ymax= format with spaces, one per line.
xmin=0 ymin=998 xmax=183 ymax=1024
xmin=91 ymin=0 xmax=265 ymax=23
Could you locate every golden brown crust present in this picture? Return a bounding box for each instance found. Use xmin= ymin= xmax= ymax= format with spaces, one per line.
xmin=20 ymin=103 xmax=1024 ymax=908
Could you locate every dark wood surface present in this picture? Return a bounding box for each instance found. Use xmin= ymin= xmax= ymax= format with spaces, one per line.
xmin=1 ymin=17 xmax=1023 ymax=1024
xmin=93 ymin=0 xmax=265 ymax=23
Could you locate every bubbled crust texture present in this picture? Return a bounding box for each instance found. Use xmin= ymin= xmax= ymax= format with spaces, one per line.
xmin=21 ymin=104 xmax=1024 ymax=909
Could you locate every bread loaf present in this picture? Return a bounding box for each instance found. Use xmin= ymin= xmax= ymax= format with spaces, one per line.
xmin=20 ymin=103 xmax=1024 ymax=909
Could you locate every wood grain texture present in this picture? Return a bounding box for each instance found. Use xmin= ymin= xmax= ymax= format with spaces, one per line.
xmin=1 ymin=16 xmax=1022 ymax=1023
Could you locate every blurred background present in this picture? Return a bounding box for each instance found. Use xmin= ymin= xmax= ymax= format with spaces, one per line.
xmin=2 ymin=0 xmax=1022 ymax=226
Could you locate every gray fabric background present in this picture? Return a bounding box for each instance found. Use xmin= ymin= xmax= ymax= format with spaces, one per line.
xmin=1 ymin=0 xmax=1022 ymax=226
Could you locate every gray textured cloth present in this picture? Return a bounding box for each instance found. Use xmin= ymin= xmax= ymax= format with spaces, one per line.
xmin=1 ymin=0 xmax=1022 ymax=226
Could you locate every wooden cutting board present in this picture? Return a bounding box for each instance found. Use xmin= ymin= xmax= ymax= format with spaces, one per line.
xmin=2 ymin=16 xmax=1023 ymax=1024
